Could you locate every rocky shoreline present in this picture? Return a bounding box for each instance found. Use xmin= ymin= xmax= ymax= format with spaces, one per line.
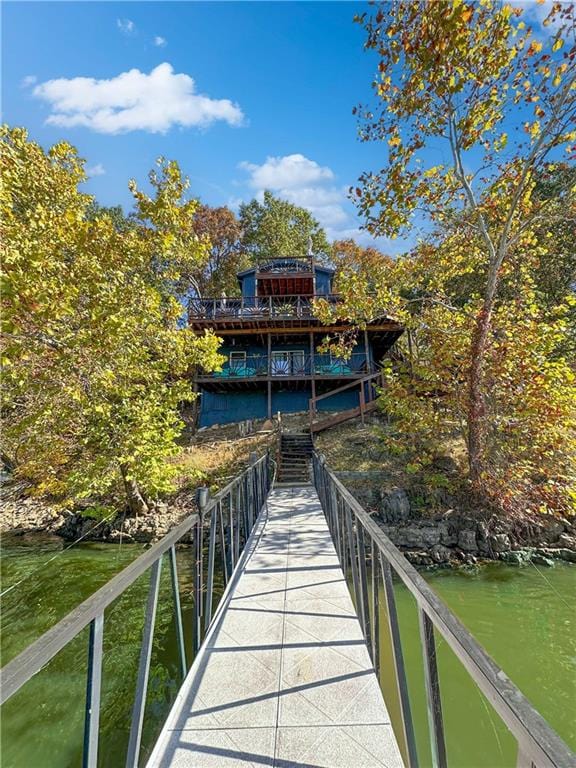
xmin=0 ymin=487 xmax=197 ymax=546
xmin=359 ymin=484 xmax=576 ymax=568
xmin=2 ymin=481 xmax=575 ymax=568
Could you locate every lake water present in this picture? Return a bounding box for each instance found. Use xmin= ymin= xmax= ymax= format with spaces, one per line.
xmin=1 ymin=536 xmax=574 ymax=767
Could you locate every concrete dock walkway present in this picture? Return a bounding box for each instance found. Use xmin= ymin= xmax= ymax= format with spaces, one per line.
xmin=147 ymin=487 xmax=404 ymax=768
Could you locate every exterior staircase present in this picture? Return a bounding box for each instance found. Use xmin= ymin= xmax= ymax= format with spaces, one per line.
xmin=277 ymin=431 xmax=314 ymax=485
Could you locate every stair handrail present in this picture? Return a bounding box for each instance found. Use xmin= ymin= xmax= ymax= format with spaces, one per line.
xmin=309 ymin=370 xmax=383 ymax=430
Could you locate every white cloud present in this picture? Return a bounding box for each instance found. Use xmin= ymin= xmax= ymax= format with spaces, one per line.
xmin=154 ymin=36 xmax=167 ymax=47
xmin=21 ymin=75 xmax=37 ymax=88
xmin=32 ymin=63 xmax=244 ymax=134
xmin=117 ymin=18 xmax=135 ymax=35
xmin=239 ymin=153 xmax=349 ymax=235
xmin=240 ymin=154 xmax=334 ymax=190
xmin=86 ymin=163 xmax=106 ymax=177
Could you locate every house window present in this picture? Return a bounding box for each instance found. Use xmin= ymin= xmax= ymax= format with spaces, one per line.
xmin=271 ymin=351 xmax=290 ymax=376
xmin=229 ymin=351 xmax=246 ymax=369
xmin=271 ymin=350 xmax=306 ymax=376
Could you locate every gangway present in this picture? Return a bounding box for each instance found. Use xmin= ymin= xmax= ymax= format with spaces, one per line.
xmin=1 ymin=451 xmax=574 ymax=768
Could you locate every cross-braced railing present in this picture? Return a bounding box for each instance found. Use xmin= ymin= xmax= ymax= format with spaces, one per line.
xmin=0 ymin=452 xmax=273 ymax=768
xmin=312 ymin=452 xmax=575 ymax=768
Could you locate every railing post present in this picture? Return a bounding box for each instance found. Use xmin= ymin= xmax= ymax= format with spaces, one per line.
xmin=381 ymin=558 xmax=419 ymax=768
xmin=169 ymin=545 xmax=187 ymax=680
xmin=344 ymin=502 xmax=362 ymax=614
xmin=126 ymin=558 xmax=162 ymax=768
xmin=82 ymin=614 xmax=104 ymax=768
xmin=370 ymin=541 xmax=380 ymax=676
xmin=234 ymin=483 xmax=241 ymax=563
xmin=516 ymin=747 xmax=536 ymax=768
xmin=217 ymin=501 xmax=229 ymax=585
xmin=205 ymin=504 xmax=218 ymax=628
xmin=418 ymin=609 xmax=448 ymax=768
xmin=194 ymin=487 xmax=208 ymax=651
xmin=356 ymin=522 xmax=371 ymax=647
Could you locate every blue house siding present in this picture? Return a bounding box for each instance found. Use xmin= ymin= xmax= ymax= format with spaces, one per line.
xmin=314 ymin=268 xmax=332 ymax=295
xmin=198 ymin=385 xmax=360 ymax=427
xmin=241 ymin=272 xmax=256 ymax=302
xmin=199 ymin=391 xmax=268 ymax=427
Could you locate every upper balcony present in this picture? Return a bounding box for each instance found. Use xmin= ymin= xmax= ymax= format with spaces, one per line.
xmin=188 ymin=294 xmax=342 ymax=330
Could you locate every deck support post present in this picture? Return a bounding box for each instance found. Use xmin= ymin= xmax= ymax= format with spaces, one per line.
xmin=267 ymin=332 xmax=272 ymax=418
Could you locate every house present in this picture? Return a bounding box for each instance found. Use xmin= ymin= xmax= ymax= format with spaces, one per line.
xmin=188 ymin=256 xmax=403 ymax=429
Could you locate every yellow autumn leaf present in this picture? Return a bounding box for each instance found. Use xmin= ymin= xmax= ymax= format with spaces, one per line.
xmin=388 ymin=136 xmax=402 ymax=147
xmin=552 ymin=38 xmax=564 ymax=52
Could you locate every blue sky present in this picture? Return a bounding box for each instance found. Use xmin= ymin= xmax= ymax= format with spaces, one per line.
xmin=2 ymin=1 xmax=561 ymax=255
xmin=3 ymin=1 xmax=410 ymax=250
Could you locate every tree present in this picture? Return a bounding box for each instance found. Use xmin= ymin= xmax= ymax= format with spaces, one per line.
xmin=1 ymin=127 xmax=223 ymax=514
xmin=189 ymin=204 xmax=249 ymax=297
xmin=239 ymin=190 xmax=330 ymax=261
xmin=85 ymin=201 xmax=135 ymax=233
xmin=331 ymin=238 xmax=394 ymax=290
xmin=352 ymin=0 xmax=576 ymax=487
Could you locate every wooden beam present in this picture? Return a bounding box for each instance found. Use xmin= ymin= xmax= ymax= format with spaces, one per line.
xmin=196 ymin=323 xmax=402 ymax=336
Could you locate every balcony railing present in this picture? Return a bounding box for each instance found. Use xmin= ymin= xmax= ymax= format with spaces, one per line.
xmin=257 ymin=257 xmax=314 ymax=274
xmin=200 ymin=352 xmax=376 ymax=379
xmin=188 ymin=294 xmax=341 ymax=321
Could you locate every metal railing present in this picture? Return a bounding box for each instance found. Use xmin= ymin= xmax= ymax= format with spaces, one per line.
xmin=257 ymin=257 xmax=314 ymax=273
xmin=188 ymin=294 xmax=341 ymax=320
xmin=0 ymin=452 xmax=273 ymax=768
xmin=312 ymin=453 xmax=575 ymax=768
xmin=203 ymin=351 xmax=375 ymax=380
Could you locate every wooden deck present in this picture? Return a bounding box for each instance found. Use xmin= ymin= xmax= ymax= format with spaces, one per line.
xmin=146 ymin=487 xmax=404 ymax=768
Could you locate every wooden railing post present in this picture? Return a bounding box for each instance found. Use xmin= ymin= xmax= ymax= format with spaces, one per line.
xmin=359 ymin=382 xmax=366 ymax=425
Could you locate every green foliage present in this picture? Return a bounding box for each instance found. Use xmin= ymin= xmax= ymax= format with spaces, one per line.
xmin=339 ymin=0 xmax=576 ymax=507
xmin=77 ymin=504 xmax=115 ymax=522
xmin=1 ymin=126 xmax=224 ymax=510
xmin=239 ymin=190 xmax=330 ymax=260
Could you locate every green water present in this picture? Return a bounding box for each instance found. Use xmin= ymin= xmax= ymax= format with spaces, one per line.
xmin=1 ymin=538 xmax=574 ymax=768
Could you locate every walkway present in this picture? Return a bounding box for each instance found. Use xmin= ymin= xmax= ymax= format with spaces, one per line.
xmin=147 ymin=487 xmax=404 ymax=768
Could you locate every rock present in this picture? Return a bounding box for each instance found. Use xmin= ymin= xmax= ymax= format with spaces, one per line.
xmin=379 ymin=488 xmax=411 ymax=524
xmin=107 ymin=530 xmax=134 ymax=544
xmin=500 ymin=550 xmax=529 ymax=566
xmin=430 ymin=544 xmax=452 ymax=563
xmin=489 ymin=533 xmax=511 ymax=553
xmin=542 ymin=520 xmax=565 ymax=543
xmin=404 ymin=551 xmax=433 ymax=566
xmin=558 ymin=533 xmax=576 ymax=550
xmin=531 ymin=553 xmax=555 ymax=568
xmin=438 ymin=522 xmax=458 ymax=547
xmin=458 ymin=529 xmax=478 ymax=552
xmin=386 ymin=524 xmax=441 ymax=549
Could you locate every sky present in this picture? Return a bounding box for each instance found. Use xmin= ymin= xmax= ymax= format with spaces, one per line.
xmin=2 ymin=1 xmax=408 ymax=251
xmin=2 ymin=1 xmax=560 ymax=256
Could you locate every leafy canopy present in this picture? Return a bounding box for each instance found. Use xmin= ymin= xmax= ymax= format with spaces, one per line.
xmin=1 ymin=126 xmax=223 ymax=510
xmin=239 ymin=190 xmax=330 ymax=261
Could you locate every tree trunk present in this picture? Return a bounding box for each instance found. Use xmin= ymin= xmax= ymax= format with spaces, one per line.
xmin=467 ymin=306 xmax=492 ymax=486
xmin=467 ymin=259 xmax=501 ymax=488
xmin=120 ymin=463 xmax=150 ymax=516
